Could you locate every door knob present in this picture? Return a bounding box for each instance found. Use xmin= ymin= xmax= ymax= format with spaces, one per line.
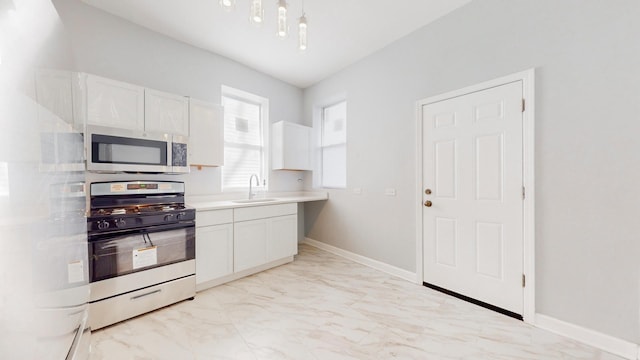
xmin=424 ymin=200 xmax=432 ymax=207
xmin=425 ymin=189 xmax=432 ymax=195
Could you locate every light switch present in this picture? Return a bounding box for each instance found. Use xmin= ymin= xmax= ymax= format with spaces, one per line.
xmin=385 ymin=188 xmax=396 ymax=196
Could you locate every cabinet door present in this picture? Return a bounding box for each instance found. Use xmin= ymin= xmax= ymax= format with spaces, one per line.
xmin=272 ymin=121 xmax=311 ymax=170
xmin=145 ymin=89 xmax=189 ymax=136
xmin=196 ymin=224 xmax=233 ymax=285
xmin=35 ymin=69 xmax=75 ymax=127
xmin=189 ymin=99 xmax=224 ymax=166
xmin=267 ymin=215 xmax=298 ymax=262
xmin=86 ymin=75 xmax=144 ymax=130
xmin=234 ymin=219 xmax=268 ymax=272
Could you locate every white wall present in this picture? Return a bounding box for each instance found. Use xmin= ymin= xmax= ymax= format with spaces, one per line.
xmin=303 ymin=0 xmax=640 ymax=343
xmin=53 ymin=0 xmax=307 ymax=196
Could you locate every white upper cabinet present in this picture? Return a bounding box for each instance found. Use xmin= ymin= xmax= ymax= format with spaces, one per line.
xmin=86 ymin=74 xmax=144 ymax=130
xmin=272 ymin=121 xmax=312 ymax=171
xmin=189 ymin=99 xmax=224 ymax=167
xmin=35 ymin=69 xmax=75 ymax=128
xmin=144 ymin=89 xmax=189 ymax=136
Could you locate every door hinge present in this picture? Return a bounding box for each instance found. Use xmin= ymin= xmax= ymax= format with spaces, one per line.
xmin=522 ymin=274 xmax=526 ymax=288
xmin=521 ymin=99 xmax=525 ymax=112
xmin=522 ymin=186 xmax=525 ymax=200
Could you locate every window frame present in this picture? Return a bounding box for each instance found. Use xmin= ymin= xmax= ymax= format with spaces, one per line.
xmin=221 ymin=85 xmax=269 ymax=192
xmin=317 ymin=99 xmax=347 ymax=190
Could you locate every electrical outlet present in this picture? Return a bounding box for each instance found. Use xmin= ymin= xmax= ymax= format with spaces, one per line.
xmin=353 ymin=187 xmax=362 ymax=195
xmin=385 ymin=188 xmax=396 ymax=196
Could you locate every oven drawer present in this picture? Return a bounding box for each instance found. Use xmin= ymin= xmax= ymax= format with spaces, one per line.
xmin=90 ymin=260 xmax=195 ymax=302
xmin=89 ymin=274 xmax=195 ymax=330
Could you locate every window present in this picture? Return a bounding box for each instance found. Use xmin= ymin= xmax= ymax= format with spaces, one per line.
xmin=321 ymin=101 xmax=347 ymax=188
xmin=221 ymin=87 xmax=268 ymax=190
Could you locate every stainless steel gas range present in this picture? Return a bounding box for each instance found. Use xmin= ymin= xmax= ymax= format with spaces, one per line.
xmin=87 ymin=181 xmax=196 ymax=330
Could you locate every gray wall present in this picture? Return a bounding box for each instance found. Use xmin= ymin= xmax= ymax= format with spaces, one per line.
xmin=303 ymin=0 xmax=640 ymax=343
xmin=53 ymin=0 xmax=306 ymax=196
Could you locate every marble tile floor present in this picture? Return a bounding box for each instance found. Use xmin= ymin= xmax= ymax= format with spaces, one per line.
xmin=90 ymin=244 xmax=624 ymax=360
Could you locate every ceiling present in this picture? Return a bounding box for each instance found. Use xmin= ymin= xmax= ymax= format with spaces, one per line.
xmin=81 ymin=0 xmax=472 ymax=88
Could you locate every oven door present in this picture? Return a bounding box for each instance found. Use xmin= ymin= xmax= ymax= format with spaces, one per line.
xmin=88 ymin=222 xmax=195 ymax=282
xmin=86 ymin=125 xmax=170 ymax=173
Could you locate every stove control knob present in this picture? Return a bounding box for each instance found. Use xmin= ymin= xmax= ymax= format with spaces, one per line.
xmin=164 ymin=214 xmax=175 ymax=222
xmin=176 ymin=212 xmax=186 ymax=220
xmin=97 ymin=220 xmax=110 ymax=230
xmin=114 ymin=218 xmax=127 ymax=228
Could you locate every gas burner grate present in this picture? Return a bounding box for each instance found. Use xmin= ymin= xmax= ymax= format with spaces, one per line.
xmin=90 ymin=204 xmax=186 ymax=217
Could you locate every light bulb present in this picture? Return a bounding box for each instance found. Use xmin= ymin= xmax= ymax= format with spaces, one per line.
xmin=250 ymin=0 xmax=264 ymax=24
xmin=298 ymin=15 xmax=307 ymax=50
xmin=219 ymin=0 xmax=235 ymax=12
xmin=277 ymin=0 xmax=288 ymax=37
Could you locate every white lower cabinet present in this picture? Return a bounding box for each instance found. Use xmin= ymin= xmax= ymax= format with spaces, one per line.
xmin=195 ymin=209 xmax=233 ymax=289
xmin=234 ymin=203 xmax=298 ymax=272
xmin=233 ymin=219 xmax=268 ymax=272
xmin=196 ymin=224 xmax=233 ymax=284
xmin=267 ymin=214 xmax=298 ymax=262
xmin=196 ymin=203 xmax=297 ymax=291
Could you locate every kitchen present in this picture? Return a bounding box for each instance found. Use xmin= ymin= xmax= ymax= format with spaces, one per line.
xmin=2 ymin=0 xmax=640 ymax=359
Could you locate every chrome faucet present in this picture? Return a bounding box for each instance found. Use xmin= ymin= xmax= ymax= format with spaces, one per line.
xmin=249 ymin=174 xmax=260 ymax=199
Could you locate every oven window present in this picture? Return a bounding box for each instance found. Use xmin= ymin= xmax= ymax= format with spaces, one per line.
xmin=89 ymin=227 xmax=195 ymax=282
xmin=92 ymin=134 xmax=167 ymax=165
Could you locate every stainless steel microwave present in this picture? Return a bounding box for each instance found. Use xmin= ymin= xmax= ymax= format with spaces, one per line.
xmin=86 ymin=125 xmax=189 ymax=174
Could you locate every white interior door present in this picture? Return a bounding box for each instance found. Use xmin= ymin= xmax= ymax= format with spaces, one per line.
xmin=422 ymin=81 xmax=524 ymax=315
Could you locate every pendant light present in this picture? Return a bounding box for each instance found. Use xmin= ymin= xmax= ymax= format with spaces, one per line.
xmin=219 ymin=0 xmax=235 ymax=12
xmin=298 ymin=14 xmax=307 ymax=50
xmin=298 ymin=0 xmax=307 ymax=50
xmin=217 ymin=0 xmax=310 ymax=49
xmin=250 ymin=0 xmax=264 ymax=25
xmin=277 ymin=0 xmax=288 ymax=38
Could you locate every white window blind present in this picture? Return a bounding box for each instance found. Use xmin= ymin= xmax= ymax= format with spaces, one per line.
xmin=222 ymin=94 xmax=266 ymax=190
xmin=321 ymin=101 xmax=347 ymax=188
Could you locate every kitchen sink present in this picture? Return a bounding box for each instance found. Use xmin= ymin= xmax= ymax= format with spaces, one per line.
xmin=232 ymin=198 xmax=278 ymax=204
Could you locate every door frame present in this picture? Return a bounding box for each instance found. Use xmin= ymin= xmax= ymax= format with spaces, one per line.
xmin=415 ymin=69 xmax=536 ymax=323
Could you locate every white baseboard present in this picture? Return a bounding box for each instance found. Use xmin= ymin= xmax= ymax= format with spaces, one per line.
xmin=301 ymin=239 xmax=639 ymax=359
xmin=302 ymin=238 xmax=417 ymax=283
xmin=535 ymin=314 xmax=638 ymax=360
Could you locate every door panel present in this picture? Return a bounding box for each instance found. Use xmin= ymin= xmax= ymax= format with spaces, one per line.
xmin=423 ymin=81 xmax=523 ymax=315
xmin=435 ymin=217 xmax=457 ymax=267
xmin=475 ymin=133 xmax=503 ymax=201
xmin=475 ymin=222 xmax=503 ymax=279
xmin=435 ymin=140 xmax=457 ymax=198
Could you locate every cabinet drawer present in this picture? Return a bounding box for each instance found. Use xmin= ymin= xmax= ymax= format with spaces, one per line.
xmin=234 ymin=203 xmax=297 ymax=222
xmin=196 ymin=209 xmax=233 ymax=227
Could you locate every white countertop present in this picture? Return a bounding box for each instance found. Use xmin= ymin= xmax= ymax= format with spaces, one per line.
xmin=187 ymin=191 xmax=328 ymax=211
